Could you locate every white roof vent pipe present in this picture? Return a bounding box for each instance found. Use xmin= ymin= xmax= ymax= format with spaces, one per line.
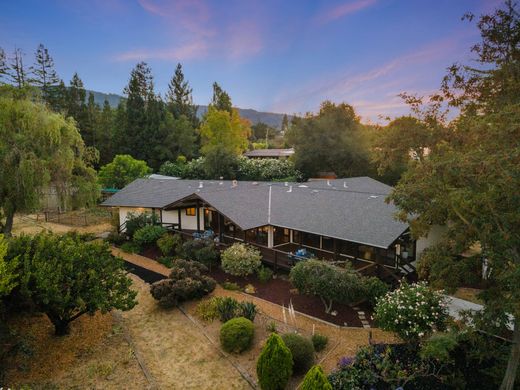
xmin=327 ymin=180 xmax=331 ymax=186
xmin=198 ymin=181 xmax=203 ymax=189
xmin=232 ymin=180 xmax=238 ymax=188
xmin=284 ymin=181 xmax=288 ymax=187
xmin=343 ymin=182 xmax=348 ymax=188
xmin=287 ymin=185 xmax=293 ymax=193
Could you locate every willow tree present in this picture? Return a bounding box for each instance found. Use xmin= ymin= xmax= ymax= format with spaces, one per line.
xmin=0 ymin=87 xmax=99 ymax=235
xmin=389 ymin=2 xmax=520 ymax=389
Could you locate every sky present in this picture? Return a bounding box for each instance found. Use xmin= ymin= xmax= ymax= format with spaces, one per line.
xmin=0 ymin=0 xmax=503 ymax=123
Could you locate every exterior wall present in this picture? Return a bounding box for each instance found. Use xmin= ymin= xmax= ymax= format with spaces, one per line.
xmin=162 ymin=210 xmax=178 ymax=225
xmin=416 ymin=225 xmax=447 ymax=258
xmin=162 ymin=207 xmax=204 ymax=230
xmin=118 ymin=207 xmax=154 ymax=231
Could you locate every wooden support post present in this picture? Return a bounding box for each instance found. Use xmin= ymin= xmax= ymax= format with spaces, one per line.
xmin=333 ymin=238 xmax=339 ymax=261
xmin=196 ymin=202 xmax=201 ymax=232
xmin=177 ymin=209 xmax=182 ymax=231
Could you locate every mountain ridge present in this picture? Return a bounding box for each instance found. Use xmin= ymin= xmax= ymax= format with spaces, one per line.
xmin=87 ymin=90 xmax=290 ymax=129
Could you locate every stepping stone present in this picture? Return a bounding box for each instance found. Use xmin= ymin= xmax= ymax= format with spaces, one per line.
xmin=358 ymin=315 xmax=366 ymax=320
xmin=362 ymin=323 xmax=371 ymax=329
xmin=358 ymin=311 xmax=365 ymax=315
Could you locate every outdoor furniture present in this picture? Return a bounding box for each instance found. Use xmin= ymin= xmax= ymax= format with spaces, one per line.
xmin=192 ymin=229 xmax=214 ymax=240
xmin=288 ymin=247 xmax=316 ymax=265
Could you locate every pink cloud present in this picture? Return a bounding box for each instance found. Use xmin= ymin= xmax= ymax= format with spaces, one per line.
xmin=113 ymin=41 xmax=209 ymax=62
xmin=226 ymin=20 xmax=264 ymax=59
xmin=315 ymin=0 xmax=377 ymax=24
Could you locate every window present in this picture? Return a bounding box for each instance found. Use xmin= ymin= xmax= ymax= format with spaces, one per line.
xmin=301 ymin=232 xmax=320 ymax=248
xmin=185 ymin=207 xmax=196 ymax=216
xmin=321 ymin=236 xmax=334 ymax=251
xmin=274 ymin=227 xmax=290 ymax=246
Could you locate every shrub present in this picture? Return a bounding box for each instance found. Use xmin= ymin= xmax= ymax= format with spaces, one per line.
xmin=290 ymin=260 xmax=367 ymax=313
xmin=365 ymin=277 xmax=389 ymax=307
xmin=216 ymin=296 xmax=240 ymax=322
xmin=373 ymin=281 xmax=449 ymax=343
xmin=106 ymin=231 xmax=126 ymax=246
xmin=221 ymin=281 xmax=242 ymax=291
xmin=157 ymin=233 xmax=182 ymax=256
xmin=180 ymin=238 xmax=218 ymax=266
xmin=257 ymin=266 xmax=273 ymax=283
xmin=149 ymin=259 xmax=216 ymax=308
xmin=120 ymin=241 xmax=140 ymax=254
xmin=266 ymin=321 xmax=277 ymax=333
xmin=281 ymin=333 xmax=315 ymax=375
xmin=257 ymin=333 xmax=293 ymax=390
xmin=311 ymin=333 xmax=328 ymax=352
xmin=220 ymin=317 xmax=254 ymax=353
xmin=221 ymin=243 xmax=262 ymax=277
xmin=125 ymin=212 xmax=159 ymax=238
xmin=239 ymin=301 xmax=257 ymax=322
xmin=300 ymin=365 xmax=332 ymax=390
xmin=196 ymin=297 xmax=222 ymax=322
xmin=157 ymin=256 xmax=174 ymax=268
xmin=133 ymin=225 xmax=166 ymax=247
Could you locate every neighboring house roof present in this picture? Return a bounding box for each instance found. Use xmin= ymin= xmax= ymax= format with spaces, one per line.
xmin=243 ymin=148 xmax=294 ymax=158
xmin=101 ymin=176 xmax=407 ymax=249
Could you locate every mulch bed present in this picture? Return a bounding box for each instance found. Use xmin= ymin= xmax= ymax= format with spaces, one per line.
xmin=209 ymin=266 xmax=373 ymax=328
xmin=140 ymin=246 xmax=162 ymax=260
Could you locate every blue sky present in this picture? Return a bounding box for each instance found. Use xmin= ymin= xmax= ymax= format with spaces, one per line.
xmin=0 ymin=0 xmax=501 ymax=122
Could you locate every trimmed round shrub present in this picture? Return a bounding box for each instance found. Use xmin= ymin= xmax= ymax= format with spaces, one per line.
xmin=221 ymin=243 xmax=262 ymax=277
xmin=374 ymin=281 xmax=448 ymax=342
xmin=257 ymin=333 xmax=293 ymax=390
xmin=281 ymin=333 xmax=315 ymax=375
xmin=133 ymin=225 xmax=166 ymax=247
xmin=311 ymin=333 xmax=328 ymax=352
xmin=300 ymin=365 xmax=332 ymax=390
xmin=220 ymin=317 xmax=254 ymax=353
xmin=365 ymin=277 xmax=389 ymax=307
xmin=257 ymin=266 xmax=273 ymax=283
xmin=180 ymin=238 xmax=218 ymax=266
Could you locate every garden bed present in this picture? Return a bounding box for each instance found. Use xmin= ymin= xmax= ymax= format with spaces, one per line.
xmin=209 ymin=266 xmax=373 ymax=328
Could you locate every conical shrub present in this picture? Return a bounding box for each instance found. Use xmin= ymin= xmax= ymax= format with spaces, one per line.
xmin=256 ymin=333 xmax=293 ymax=390
xmin=300 ymin=365 xmax=332 ymax=390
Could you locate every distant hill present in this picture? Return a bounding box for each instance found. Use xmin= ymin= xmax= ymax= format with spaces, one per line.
xmin=87 ymin=90 xmax=290 ymax=129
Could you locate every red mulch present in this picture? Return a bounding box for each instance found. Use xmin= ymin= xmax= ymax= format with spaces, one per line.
xmin=209 ymin=266 xmax=373 ymax=328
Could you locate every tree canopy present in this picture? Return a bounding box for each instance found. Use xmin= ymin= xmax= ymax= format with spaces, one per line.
xmin=98 ymin=154 xmax=151 ymax=189
xmin=0 ymin=89 xmax=99 ymax=235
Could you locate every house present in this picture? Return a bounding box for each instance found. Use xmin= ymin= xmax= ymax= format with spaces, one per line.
xmin=243 ymin=148 xmax=294 ymax=159
xmin=101 ymin=176 xmax=440 ymax=282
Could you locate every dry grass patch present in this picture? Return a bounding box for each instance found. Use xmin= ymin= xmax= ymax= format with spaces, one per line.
xmin=453 ymin=287 xmax=484 ymax=305
xmin=3 ymin=311 xmax=147 ymax=389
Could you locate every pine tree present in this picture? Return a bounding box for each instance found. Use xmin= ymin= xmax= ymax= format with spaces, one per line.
xmin=30 ymin=44 xmax=60 ymax=102
xmin=256 ymin=333 xmax=293 ymax=390
xmin=97 ymin=99 xmax=115 ymax=165
xmin=83 ymin=92 xmax=101 ymax=148
xmin=0 ymin=47 xmax=8 ymax=84
xmin=48 ymin=79 xmax=68 ymax=113
xmin=167 ymin=63 xmax=197 ymax=124
xmin=67 ymin=72 xmax=86 ymax=120
xmin=281 ymin=114 xmax=289 ymax=133
xmin=8 ymin=48 xmax=28 ymax=88
xmin=300 ymin=365 xmax=332 ymax=390
xmin=210 ymin=82 xmax=232 ymax=113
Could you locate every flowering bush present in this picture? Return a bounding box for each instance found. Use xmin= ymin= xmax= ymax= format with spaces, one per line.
xmin=221 ymin=243 xmax=262 ymax=277
xmin=373 ymin=281 xmax=448 ymax=342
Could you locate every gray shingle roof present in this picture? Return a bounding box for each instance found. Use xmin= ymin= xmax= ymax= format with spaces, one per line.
xmin=101 ymin=177 xmax=407 ymax=248
xmin=243 ymin=148 xmax=294 ymax=158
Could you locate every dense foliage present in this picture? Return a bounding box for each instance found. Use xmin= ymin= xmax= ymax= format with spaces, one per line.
xmin=0 ymin=234 xmax=17 ymax=298
xmin=149 ymin=259 xmax=216 ymax=308
xmin=374 ymin=282 xmax=449 ymax=342
xmin=219 ymin=317 xmax=255 ymax=353
xmin=281 ymin=333 xmax=315 ymax=374
xmin=257 ymin=333 xmax=293 ymax=390
xmin=311 ymin=333 xmax=328 ymax=352
xmin=221 ymin=243 xmax=262 ymax=277
xmin=98 ymin=154 xmax=151 ymax=189
xmin=124 ymin=212 xmax=159 ymax=239
xmin=156 ymin=233 xmax=182 ymax=256
xmin=290 ymin=260 xmax=367 ymax=313
xmin=132 ymin=225 xmax=167 ymax=248
xmin=6 ymin=232 xmax=137 ymax=335
xmin=301 ymin=365 xmax=332 ymax=390
xmin=0 ymin=91 xmax=99 ymax=235
xmin=180 ymin=238 xmax=218 ymax=267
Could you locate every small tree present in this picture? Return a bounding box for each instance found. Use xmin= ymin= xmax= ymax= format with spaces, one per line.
xmin=373 ymin=281 xmax=448 ymax=343
xmin=98 ymin=154 xmax=152 ymax=189
xmin=300 ymin=365 xmax=332 ymax=390
xmin=290 ymin=260 xmax=367 ymax=313
xmin=0 ymin=234 xmax=18 ymax=298
xmin=22 ymin=232 xmax=137 ymax=335
xmin=257 ymin=333 xmax=293 ymax=390
xmin=221 ymin=243 xmax=262 ymax=277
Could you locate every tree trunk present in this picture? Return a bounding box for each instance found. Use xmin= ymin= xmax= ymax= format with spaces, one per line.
xmin=500 ymin=318 xmax=520 ymax=390
xmin=2 ymin=206 xmax=15 ymax=237
xmin=320 ymin=297 xmax=333 ymax=314
xmin=47 ymin=312 xmax=71 ymax=336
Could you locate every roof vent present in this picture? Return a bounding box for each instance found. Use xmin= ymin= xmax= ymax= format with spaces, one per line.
xmin=198 ymin=181 xmax=203 ymax=189
xmin=287 ymin=185 xmax=293 ymax=193
xmin=369 ymin=195 xmax=379 ymax=199
xmin=232 ymin=180 xmax=238 ymax=188
xmin=219 ymin=181 xmax=223 ymax=185
xmin=312 ymin=189 xmax=319 ymax=194
xmin=284 ymin=182 xmax=288 ymax=187
xmin=298 ymin=185 xmax=308 ymax=188
xmin=343 ymin=182 xmax=348 ymax=188
xmin=252 ymin=182 xmax=259 ymax=186
xmin=327 ymin=180 xmax=331 ymax=186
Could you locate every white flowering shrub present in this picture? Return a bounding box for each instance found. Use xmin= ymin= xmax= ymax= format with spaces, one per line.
xmin=373 ymin=281 xmax=448 ymax=342
xmin=221 ymin=243 xmax=262 ymax=277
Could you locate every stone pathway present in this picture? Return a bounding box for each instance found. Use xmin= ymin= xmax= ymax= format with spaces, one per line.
xmin=353 ymin=306 xmax=371 ymax=329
